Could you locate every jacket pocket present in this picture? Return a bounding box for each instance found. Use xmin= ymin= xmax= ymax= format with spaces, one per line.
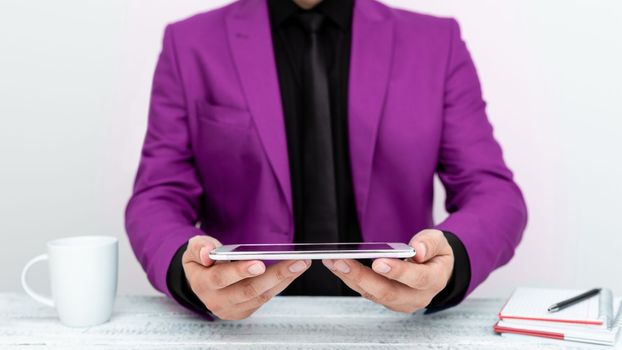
xmin=195 ymin=100 xmax=252 ymax=128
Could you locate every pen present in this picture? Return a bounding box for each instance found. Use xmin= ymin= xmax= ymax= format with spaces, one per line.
xmin=547 ymin=288 xmax=601 ymax=313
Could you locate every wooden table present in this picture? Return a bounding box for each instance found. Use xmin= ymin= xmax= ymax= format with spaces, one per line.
xmin=0 ymin=293 xmax=615 ymax=349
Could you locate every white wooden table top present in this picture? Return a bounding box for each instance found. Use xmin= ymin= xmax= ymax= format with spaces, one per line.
xmin=0 ymin=293 xmax=615 ymax=349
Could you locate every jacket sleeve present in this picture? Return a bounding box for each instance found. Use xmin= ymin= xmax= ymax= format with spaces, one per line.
xmin=125 ymin=25 xmax=205 ymax=298
xmin=433 ymin=19 xmax=528 ymax=297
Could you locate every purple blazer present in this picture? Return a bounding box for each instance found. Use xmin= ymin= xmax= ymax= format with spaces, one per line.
xmin=126 ymin=0 xmax=527 ymax=301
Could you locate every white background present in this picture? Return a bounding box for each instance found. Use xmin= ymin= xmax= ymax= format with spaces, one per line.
xmin=1 ymin=0 xmax=621 ymax=299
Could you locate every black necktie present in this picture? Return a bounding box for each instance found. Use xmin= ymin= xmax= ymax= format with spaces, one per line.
xmin=298 ymin=12 xmax=338 ymax=243
xmin=297 ymin=11 xmax=341 ymax=294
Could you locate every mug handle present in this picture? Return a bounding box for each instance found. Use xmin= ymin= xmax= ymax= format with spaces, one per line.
xmin=21 ymin=254 xmax=54 ymax=307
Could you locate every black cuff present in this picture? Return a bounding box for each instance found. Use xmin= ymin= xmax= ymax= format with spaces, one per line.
xmin=166 ymin=242 xmax=211 ymax=315
xmin=425 ymin=230 xmax=471 ymax=313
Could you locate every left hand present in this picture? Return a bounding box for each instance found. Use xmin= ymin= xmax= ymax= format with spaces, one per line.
xmin=322 ymin=229 xmax=454 ymax=313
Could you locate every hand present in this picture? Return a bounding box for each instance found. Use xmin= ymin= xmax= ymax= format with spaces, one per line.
xmin=182 ymin=235 xmax=311 ymax=320
xmin=322 ymin=229 xmax=454 ymax=313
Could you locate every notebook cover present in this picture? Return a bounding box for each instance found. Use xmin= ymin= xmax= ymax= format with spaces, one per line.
xmin=498 ymin=287 xmax=604 ymax=326
xmin=493 ymin=322 xmax=565 ymax=340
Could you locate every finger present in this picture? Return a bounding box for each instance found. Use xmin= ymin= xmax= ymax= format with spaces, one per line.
xmin=324 ymin=259 xmax=403 ymax=305
xmin=234 ymin=266 xmax=303 ymax=311
xmin=183 ymin=235 xmax=223 ymax=267
xmin=226 ymin=260 xmax=311 ymax=304
xmin=409 ymin=229 xmax=452 ymax=263
xmin=372 ymin=258 xmax=443 ymax=290
xmin=322 ymin=259 xmax=367 ymax=296
xmin=203 ymin=260 xmax=267 ymax=290
xmin=215 ymin=264 xmax=308 ymax=320
xmin=216 ymin=309 xmax=255 ymax=321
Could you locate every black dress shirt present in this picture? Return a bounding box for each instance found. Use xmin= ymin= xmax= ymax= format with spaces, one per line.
xmin=270 ymin=0 xmax=360 ymax=296
xmin=166 ymin=0 xmax=471 ymax=314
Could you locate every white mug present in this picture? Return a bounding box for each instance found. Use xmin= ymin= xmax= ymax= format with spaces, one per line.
xmin=21 ymin=235 xmax=118 ymax=327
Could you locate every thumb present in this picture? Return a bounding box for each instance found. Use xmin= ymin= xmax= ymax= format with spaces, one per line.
xmin=184 ymin=235 xmax=222 ymax=267
xmin=409 ymin=229 xmax=449 ymax=263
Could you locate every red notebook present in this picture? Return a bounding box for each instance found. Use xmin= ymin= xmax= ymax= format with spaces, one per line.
xmin=494 ymin=287 xmax=621 ymax=346
xmin=499 ymin=287 xmax=606 ymax=326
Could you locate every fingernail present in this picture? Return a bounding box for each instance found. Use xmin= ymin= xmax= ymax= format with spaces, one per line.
xmin=322 ymin=259 xmax=334 ymax=268
xmin=199 ymin=247 xmax=208 ymax=265
xmin=248 ymin=263 xmax=264 ymax=275
xmin=334 ymin=260 xmax=350 ymax=274
xmin=374 ymin=261 xmax=391 ymax=274
xmin=417 ymin=243 xmax=426 ymax=258
xmin=289 ymin=260 xmax=307 ymax=273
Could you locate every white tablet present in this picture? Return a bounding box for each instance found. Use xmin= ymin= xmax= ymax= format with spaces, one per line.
xmin=208 ymin=242 xmax=415 ymax=261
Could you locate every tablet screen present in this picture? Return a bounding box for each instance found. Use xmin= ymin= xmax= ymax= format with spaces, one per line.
xmin=231 ymin=243 xmax=395 ymax=253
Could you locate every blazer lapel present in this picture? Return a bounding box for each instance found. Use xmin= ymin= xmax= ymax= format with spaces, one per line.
xmin=225 ymin=0 xmax=394 ymax=229
xmin=226 ymin=0 xmax=293 ymax=216
xmin=348 ymin=0 xmax=395 ymax=229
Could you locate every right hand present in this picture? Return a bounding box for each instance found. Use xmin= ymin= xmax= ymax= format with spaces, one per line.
xmin=182 ymin=235 xmax=311 ymax=320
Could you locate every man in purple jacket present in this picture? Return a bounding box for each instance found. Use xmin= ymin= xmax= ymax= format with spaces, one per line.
xmin=126 ymin=0 xmax=527 ymax=320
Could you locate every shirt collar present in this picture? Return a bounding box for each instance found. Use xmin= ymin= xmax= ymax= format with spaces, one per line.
xmin=268 ymin=0 xmax=353 ymax=30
